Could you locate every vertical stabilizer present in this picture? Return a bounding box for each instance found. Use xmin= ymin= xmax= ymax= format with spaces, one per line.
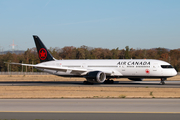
xmin=33 ymin=35 xmax=55 ymax=62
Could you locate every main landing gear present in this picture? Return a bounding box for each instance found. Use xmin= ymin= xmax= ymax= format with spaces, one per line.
xmin=160 ymin=78 xmax=167 ymax=85
xmin=104 ymin=79 xmax=114 ymax=84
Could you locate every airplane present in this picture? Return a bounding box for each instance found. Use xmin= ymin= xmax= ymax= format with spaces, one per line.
xmin=9 ymin=35 xmax=177 ymax=85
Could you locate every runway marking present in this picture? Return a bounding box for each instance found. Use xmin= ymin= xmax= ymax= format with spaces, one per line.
xmin=0 ymin=111 xmax=180 ymax=114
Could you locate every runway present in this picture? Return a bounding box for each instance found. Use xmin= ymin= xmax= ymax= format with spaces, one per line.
xmin=0 ymin=80 xmax=180 ymax=88
xmin=1 ymin=112 xmax=180 ymax=120
xmin=1 ymin=99 xmax=180 ymax=112
xmin=0 ymin=99 xmax=180 ymax=120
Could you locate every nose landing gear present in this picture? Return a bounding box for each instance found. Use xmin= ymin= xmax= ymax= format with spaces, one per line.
xmin=160 ymin=78 xmax=167 ymax=85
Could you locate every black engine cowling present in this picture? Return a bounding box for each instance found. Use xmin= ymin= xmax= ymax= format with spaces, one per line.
xmin=128 ymin=78 xmax=144 ymax=81
xmin=85 ymin=71 xmax=106 ymax=83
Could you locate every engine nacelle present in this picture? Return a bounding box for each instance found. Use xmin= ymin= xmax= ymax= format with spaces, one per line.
xmin=128 ymin=78 xmax=144 ymax=81
xmin=85 ymin=71 xmax=106 ymax=83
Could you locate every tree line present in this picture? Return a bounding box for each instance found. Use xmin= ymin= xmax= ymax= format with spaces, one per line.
xmin=0 ymin=46 xmax=180 ymax=72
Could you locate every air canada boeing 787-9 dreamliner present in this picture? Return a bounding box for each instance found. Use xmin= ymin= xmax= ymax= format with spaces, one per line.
xmin=9 ymin=35 xmax=177 ymax=85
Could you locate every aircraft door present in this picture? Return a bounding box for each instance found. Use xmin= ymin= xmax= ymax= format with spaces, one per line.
xmin=153 ymin=63 xmax=158 ymax=71
xmin=122 ymin=65 xmax=125 ymax=71
xmin=82 ymin=63 xmax=87 ymax=68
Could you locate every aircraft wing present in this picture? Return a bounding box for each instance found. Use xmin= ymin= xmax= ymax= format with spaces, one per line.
xmin=8 ymin=62 xmax=87 ymax=73
xmin=7 ymin=62 xmax=118 ymax=75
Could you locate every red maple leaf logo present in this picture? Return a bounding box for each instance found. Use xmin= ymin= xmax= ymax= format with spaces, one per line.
xmin=39 ymin=48 xmax=47 ymax=60
xmin=145 ymin=69 xmax=150 ymax=74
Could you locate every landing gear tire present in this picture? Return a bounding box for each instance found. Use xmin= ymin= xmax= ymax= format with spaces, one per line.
xmin=161 ymin=81 xmax=165 ymax=85
xmin=160 ymin=78 xmax=166 ymax=85
xmin=104 ymin=79 xmax=114 ymax=84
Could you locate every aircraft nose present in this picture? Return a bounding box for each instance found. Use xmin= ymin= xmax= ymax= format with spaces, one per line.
xmin=172 ymin=69 xmax=177 ymax=76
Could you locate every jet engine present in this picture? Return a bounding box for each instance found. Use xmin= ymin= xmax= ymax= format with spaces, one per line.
xmin=128 ymin=78 xmax=144 ymax=81
xmin=85 ymin=71 xmax=106 ymax=83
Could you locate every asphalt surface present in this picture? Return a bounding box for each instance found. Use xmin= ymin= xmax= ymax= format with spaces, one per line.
xmin=1 ymin=113 xmax=180 ymax=120
xmin=0 ymin=99 xmax=180 ymax=120
xmin=0 ymin=80 xmax=180 ymax=88
xmin=1 ymin=99 xmax=180 ymax=112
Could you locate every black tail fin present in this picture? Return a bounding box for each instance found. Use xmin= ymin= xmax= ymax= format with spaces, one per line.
xmin=33 ymin=35 xmax=55 ymax=62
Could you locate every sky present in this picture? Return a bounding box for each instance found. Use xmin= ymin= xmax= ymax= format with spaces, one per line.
xmin=0 ymin=0 xmax=180 ymax=51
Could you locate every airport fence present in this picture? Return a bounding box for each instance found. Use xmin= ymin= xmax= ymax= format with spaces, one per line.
xmin=0 ymin=72 xmax=50 ymax=75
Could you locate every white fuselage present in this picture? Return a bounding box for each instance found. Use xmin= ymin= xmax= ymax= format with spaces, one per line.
xmin=36 ymin=59 xmax=177 ymax=79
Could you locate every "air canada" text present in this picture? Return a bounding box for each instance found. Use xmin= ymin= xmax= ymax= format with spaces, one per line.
xmin=117 ymin=61 xmax=150 ymax=66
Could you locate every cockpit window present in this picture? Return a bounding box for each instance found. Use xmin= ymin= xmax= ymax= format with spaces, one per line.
xmin=161 ymin=65 xmax=173 ymax=68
